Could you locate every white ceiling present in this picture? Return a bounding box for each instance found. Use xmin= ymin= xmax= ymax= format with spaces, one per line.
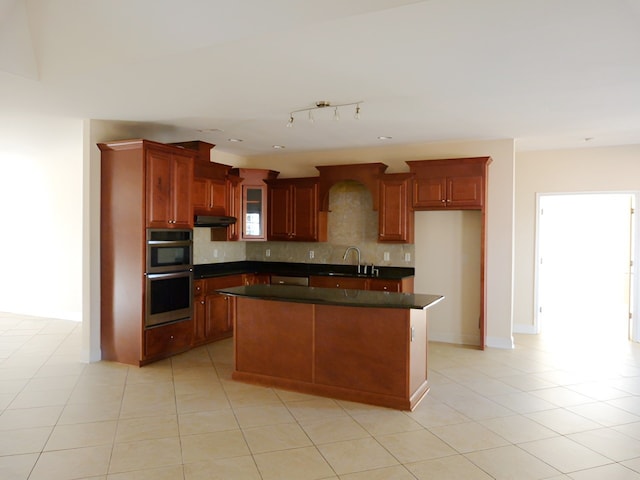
xmin=2 ymin=0 xmax=640 ymax=156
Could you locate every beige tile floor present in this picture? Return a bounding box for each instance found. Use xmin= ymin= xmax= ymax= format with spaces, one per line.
xmin=1 ymin=312 xmax=640 ymax=479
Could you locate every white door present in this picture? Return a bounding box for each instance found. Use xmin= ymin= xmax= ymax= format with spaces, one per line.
xmin=536 ymin=193 xmax=635 ymax=344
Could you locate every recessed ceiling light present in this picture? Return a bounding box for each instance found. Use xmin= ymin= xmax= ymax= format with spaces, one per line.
xmin=196 ymin=128 xmax=224 ymax=133
xmin=227 ymin=138 xmax=243 ymax=142
xmin=377 ymin=136 xmax=393 ymax=140
xmin=272 ymin=145 xmax=286 ymax=149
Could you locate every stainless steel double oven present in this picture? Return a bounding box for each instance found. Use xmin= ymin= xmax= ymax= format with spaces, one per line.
xmin=145 ymin=229 xmax=193 ymax=328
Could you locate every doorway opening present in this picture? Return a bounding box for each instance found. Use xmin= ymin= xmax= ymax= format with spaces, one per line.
xmin=535 ymin=193 xmax=639 ymax=347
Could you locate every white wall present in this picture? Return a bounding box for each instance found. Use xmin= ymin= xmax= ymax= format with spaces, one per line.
xmin=245 ymin=138 xmax=516 ymax=348
xmin=0 ymin=113 xmax=83 ymax=320
xmin=415 ymin=210 xmax=482 ymax=345
xmin=514 ymin=144 xmax=640 ymax=333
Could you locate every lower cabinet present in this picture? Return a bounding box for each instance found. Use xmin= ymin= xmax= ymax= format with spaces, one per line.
xmin=190 ymin=272 xmax=413 ymax=353
xmin=309 ymin=276 xmax=368 ymax=290
xmin=193 ymin=273 xmax=269 ymax=347
xmin=144 ymin=320 xmax=193 ymax=361
xmin=193 ymin=274 xmax=244 ymax=346
xmin=309 ymin=275 xmax=413 ymax=293
xmin=368 ymin=277 xmax=415 ymax=293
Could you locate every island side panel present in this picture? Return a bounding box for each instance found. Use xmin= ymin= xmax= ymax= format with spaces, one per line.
xmin=409 ymin=308 xmax=428 ymax=396
xmin=234 ymin=298 xmax=314 ymax=382
xmin=314 ymin=305 xmax=409 ymax=398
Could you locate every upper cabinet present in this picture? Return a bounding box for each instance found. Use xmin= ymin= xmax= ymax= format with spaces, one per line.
xmin=226 ymin=175 xmax=243 ymax=241
xmin=406 ymin=157 xmax=491 ymax=210
xmin=191 ymin=176 xmax=227 ymax=215
xmin=266 ymin=177 xmax=325 ymax=242
xmin=230 ymin=168 xmax=279 ymax=241
xmin=145 ymin=144 xmax=194 ymax=228
xmin=378 ymin=173 xmax=414 ymax=243
xmin=170 ymin=141 xmax=232 ymax=217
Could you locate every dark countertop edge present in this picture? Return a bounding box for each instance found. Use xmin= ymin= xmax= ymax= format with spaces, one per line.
xmin=193 ymin=261 xmax=415 ymax=280
xmin=217 ymin=285 xmax=443 ymax=310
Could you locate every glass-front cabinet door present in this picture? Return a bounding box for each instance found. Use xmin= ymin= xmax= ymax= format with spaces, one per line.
xmin=242 ymin=185 xmax=265 ymax=240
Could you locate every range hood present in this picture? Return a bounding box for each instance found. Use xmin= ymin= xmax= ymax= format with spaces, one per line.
xmin=194 ymin=215 xmax=237 ymax=227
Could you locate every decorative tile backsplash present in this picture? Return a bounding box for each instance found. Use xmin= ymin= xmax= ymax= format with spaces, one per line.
xmin=193 ymin=180 xmax=414 ymax=267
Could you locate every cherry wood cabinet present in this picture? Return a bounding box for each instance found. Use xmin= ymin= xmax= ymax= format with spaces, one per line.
xmin=192 ymin=273 xmax=269 ymax=347
xmin=378 ymin=173 xmax=414 ymax=243
xmin=192 ymin=177 xmax=227 ymax=216
xmin=407 ymin=157 xmax=489 ymax=210
xmin=368 ymin=276 xmax=414 ymax=293
xmin=245 ymin=273 xmax=271 ymax=285
xmin=192 ymin=274 xmax=244 ymax=346
xmin=99 ymin=139 xmax=197 ymax=366
xmin=266 ymin=177 xmax=324 ymax=242
xmin=172 ymin=141 xmax=242 ymax=242
xmin=226 ymin=175 xmax=243 ymax=241
xmin=146 ymin=147 xmax=194 ymax=228
xmin=145 ymin=320 xmax=193 ymax=360
xmin=309 ymin=275 xmax=368 ymax=290
xmin=309 ymin=275 xmax=413 ymax=293
xmin=172 ymin=141 xmax=234 ymax=218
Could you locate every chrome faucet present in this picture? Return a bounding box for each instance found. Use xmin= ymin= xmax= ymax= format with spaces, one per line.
xmin=343 ymin=246 xmax=362 ymax=274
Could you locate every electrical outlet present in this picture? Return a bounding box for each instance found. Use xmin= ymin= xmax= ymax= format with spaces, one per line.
xmin=265 ymin=249 xmax=271 ymax=257
xmin=404 ymin=252 xmax=411 ymax=262
xmin=383 ymin=252 xmax=390 ymax=261
xmin=309 ymin=250 xmax=314 ymax=259
xmin=213 ymin=249 xmax=218 ymax=258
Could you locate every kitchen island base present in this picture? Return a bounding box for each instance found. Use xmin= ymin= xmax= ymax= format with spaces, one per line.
xmin=232 ymin=297 xmax=430 ymax=411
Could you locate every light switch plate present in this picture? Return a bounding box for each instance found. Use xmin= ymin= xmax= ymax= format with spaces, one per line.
xmin=383 ymin=252 xmax=390 ymax=261
xmin=404 ymin=252 xmax=411 ymax=262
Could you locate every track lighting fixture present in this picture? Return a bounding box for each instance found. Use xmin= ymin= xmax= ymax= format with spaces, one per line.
xmin=286 ymin=100 xmax=363 ymax=127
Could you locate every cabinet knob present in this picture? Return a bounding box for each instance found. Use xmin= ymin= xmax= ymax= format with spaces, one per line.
xmin=170 ymin=335 xmax=174 ymax=340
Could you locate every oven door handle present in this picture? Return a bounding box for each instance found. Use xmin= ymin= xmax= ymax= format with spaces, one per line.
xmin=145 ymin=270 xmax=193 ymax=278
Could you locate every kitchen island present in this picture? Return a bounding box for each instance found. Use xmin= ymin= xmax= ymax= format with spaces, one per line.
xmin=218 ymin=284 xmax=443 ymax=410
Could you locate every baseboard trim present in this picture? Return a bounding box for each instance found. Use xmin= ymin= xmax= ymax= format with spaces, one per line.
xmin=485 ymin=335 xmax=515 ymax=349
xmin=428 ymin=331 xmax=482 ymax=347
xmin=513 ymin=324 xmax=539 ymax=334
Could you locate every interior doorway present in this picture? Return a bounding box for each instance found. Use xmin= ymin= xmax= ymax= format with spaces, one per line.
xmin=535 ymin=193 xmax=638 ymax=345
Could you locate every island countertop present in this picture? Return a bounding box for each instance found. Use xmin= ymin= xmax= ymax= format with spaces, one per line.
xmin=217 ymin=284 xmax=443 ymax=310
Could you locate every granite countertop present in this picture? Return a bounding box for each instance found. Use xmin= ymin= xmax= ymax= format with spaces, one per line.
xmin=193 ymin=261 xmax=414 ymax=280
xmin=217 ymin=284 xmax=443 ymax=310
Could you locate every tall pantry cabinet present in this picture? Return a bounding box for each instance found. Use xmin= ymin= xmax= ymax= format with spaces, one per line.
xmin=99 ymin=139 xmax=196 ymax=366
